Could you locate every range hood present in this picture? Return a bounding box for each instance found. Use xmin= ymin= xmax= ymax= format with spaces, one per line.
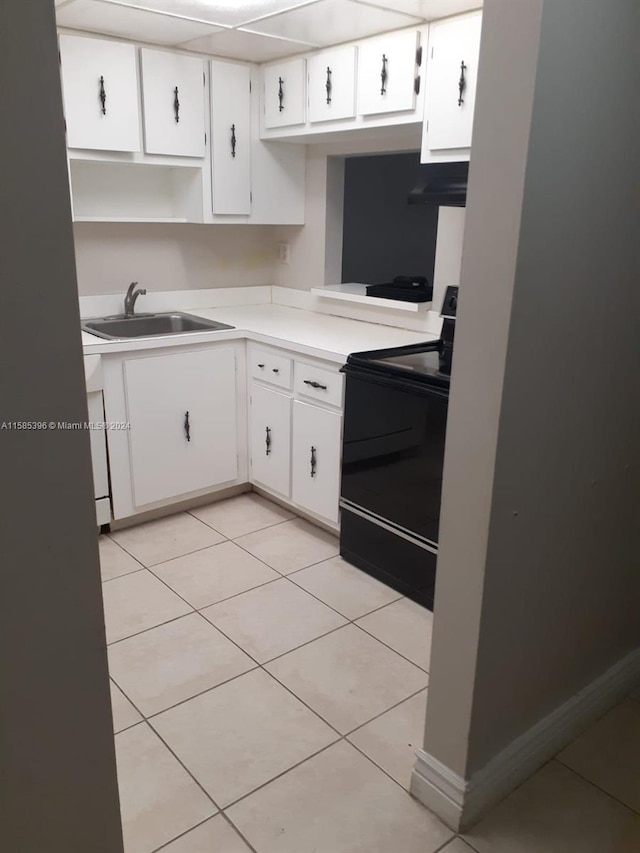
xmin=408 ymin=161 xmax=469 ymax=207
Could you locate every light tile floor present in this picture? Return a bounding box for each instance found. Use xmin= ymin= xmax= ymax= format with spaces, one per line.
xmin=100 ymin=493 xmax=640 ymax=853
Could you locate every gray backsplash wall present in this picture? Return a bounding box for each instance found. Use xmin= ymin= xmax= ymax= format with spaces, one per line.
xmin=341 ymin=152 xmax=439 ymax=286
xmin=73 ymin=222 xmax=279 ymax=296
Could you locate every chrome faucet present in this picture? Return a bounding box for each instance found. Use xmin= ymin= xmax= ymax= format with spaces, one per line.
xmin=124 ymin=281 xmax=147 ymax=318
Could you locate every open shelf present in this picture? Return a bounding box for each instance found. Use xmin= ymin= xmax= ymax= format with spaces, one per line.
xmin=69 ymin=160 xmax=203 ymax=223
xmin=311 ymin=283 xmax=431 ymax=313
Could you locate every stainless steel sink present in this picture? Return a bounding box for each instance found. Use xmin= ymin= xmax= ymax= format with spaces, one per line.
xmin=82 ymin=312 xmax=235 ymax=340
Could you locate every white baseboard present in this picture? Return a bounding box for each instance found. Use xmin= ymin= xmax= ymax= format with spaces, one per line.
xmin=411 ymin=647 xmax=640 ymax=831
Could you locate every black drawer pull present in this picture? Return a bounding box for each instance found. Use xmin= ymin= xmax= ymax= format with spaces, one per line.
xmin=265 ymin=426 xmax=271 ymax=456
xmin=184 ymin=410 xmax=191 ymax=442
xmin=303 ymin=379 xmax=328 ymax=390
xmin=278 ymin=76 xmax=284 ymax=112
xmin=174 ymin=86 xmax=180 ymax=123
xmin=458 ymin=60 xmax=467 ymax=106
xmin=310 ymin=445 xmax=317 ymax=478
xmin=99 ymin=75 xmax=106 ymax=115
xmin=231 ymin=123 xmax=236 ymax=157
xmin=325 ymin=66 xmax=332 ymax=105
xmin=272 ymin=368 xmax=279 ymax=374
xmin=380 ymin=54 xmax=388 ymax=96
xmin=257 ymin=363 xmax=265 ymax=368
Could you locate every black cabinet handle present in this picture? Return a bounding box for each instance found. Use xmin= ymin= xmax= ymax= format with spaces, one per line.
xmin=380 ymin=54 xmax=388 ymax=96
xmin=272 ymin=368 xmax=279 ymax=374
xmin=174 ymin=86 xmax=180 ymax=123
xmin=458 ymin=61 xmax=467 ymax=106
xmin=310 ymin=446 xmax=317 ymax=478
xmin=265 ymin=426 xmax=271 ymax=456
xmin=99 ymin=75 xmax=106 ymax=115
xmin=325 ymin=66 xmax=332 ymax=105
xmin=414 ymin=75 xmax=421 ymax=95
xmin=184 ymin=410 xmax=190 ymax=442
xmin=303 ymin=379 xmax=328 ymax=391
xmin=257 ymin=363 xmax=265 ymax=368
xmin=416 ymin=46 xmax=423 ymax=67
xmin=231 ymin=123 xmax=236 ymax=157
xmin=278 ymin=76 xmax=284 ymax=112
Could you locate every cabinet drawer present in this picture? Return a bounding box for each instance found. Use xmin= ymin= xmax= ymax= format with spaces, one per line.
xmin=294 ymin=362 xmax=343 ymax=408
xmin=250 ymin=348 xmax=293 ymax=389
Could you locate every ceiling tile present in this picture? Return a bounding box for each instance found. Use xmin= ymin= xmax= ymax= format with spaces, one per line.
xmin=180 ymin=27 xmax=314 ymax=62
xmin=242 ymin=0 xmax=421 ymax=47
xmin=56 ymin=0 xmax=223 ymax=45
xmin=102 ymin=0 xmax=321 ymax=28
xmin=356 ymin=0 xmax=482 ymax=20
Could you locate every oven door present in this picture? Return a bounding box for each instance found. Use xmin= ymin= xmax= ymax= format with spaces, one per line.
xmin=340 ymin=364 xmax=448 ymax=548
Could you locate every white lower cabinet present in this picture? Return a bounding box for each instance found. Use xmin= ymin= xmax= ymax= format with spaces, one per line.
xmin=248 ymin=344 xmax=343 ymax=527
xmin=292 ymin=401 xmax=342 ymax=524
xmin=124 ymin=348 xmax=238 ymax=507
xmin=250 ymin=385 xmax=291 ymax=498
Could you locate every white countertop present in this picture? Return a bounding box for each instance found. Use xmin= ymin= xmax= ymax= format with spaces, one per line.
xmin=81 ymin=303 xmax=437 ymax=361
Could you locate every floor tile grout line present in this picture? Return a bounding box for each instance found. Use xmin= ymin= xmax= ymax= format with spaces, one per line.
xmin=344 ymin=683 xmax=429 ymax=738
xmin=431 ymin=836 xmax=463 ymax=853
xmin=218 ymin=738 xmax=342 ymax=813
xmin=226 ymin=533 xmax=340 ymax=579
xmin=454 ymin=837 xmax=482 ymax=852
xmin=187 ymin=508 xmax=297 ymax=542
xmin=218 ymin=811 xmax=261 ymax=853
xmin=345 ymin=726 xmax=425 ymax=798
xmin=101 ymin=565 xmax=147 ymax=585
xmin=351 ymin=619 xmax=431 ymax=675
xmin=148 ymin=813 xmax=221 ymax=853
xmin=107 ymin=609 xmax=195 ymax=648
xmin=118 ymin=661 xmax=260 ymax=724
xmin=149 ymin=563 xmax=284 ymax=611
xmin=102 ymin=532 xmax=148 ymax=569
xmin=145 ymin=719 xmax=224 ymax=815
xmin=554 ymin=757 xmax=640 ymax=818
xmin=110 ymin=532 xmax=229 ymax=571
xmin=285 ymin=568 xmax=407 ymax=625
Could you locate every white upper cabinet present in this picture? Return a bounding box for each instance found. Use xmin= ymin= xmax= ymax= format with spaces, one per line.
xmin=263 ymin=58 xmax=306 ymax=129
xmin=308 ymin=46 xmax=357 ymax=124
xmin=210 ymin=60 xmax=251 ymax=215
xmin=59 ymin=34 xmax=141 ymax=152
xmin=357 ymin=29 xmax=420 ymax=116
xmin=422 ymin=11 xmax=482 ymax=156
xmin=140 ymin=48 xmax=205 ymax=157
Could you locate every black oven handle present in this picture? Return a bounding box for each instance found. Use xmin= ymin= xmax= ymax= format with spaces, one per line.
xmin=341 ymin=363 xmax=449 ymax=401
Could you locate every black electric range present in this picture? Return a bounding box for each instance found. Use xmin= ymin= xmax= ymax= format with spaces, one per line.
xmin=339 ymin=287 xmax=458 ymax=609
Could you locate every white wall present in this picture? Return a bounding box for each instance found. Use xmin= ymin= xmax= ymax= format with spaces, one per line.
xmin=73 ymin=222 xmax=279 ymax=296
xmin=274 ymin=150 xmax=331 ymax=290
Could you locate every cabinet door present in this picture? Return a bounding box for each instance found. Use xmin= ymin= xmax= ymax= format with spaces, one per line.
xmin=423 ymin=11 xmax=482 ymax=151
xmin=87 ymin=391 xmax=109 ymax=501
xmin=59 ymin=34 xmax=141 ymax=152
xmin=124 ymin=348 xmax=237 ymax=507
xmin=263 ymin=58 xmax=306 ymax=129
xmin=210 ymin=60 xmax=251 ymax=215
xmin=140 ymin=48 xmax=205 ymax=157
xmin=357 ymin=30 xmax=419 ymax=116
xmin=250 ymin=385 xmax=291 ymax=498
xmin=292 ymin=401 xmax=341 ymax=523
xmin=308 ymin=46 xmax=357 ymax=124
